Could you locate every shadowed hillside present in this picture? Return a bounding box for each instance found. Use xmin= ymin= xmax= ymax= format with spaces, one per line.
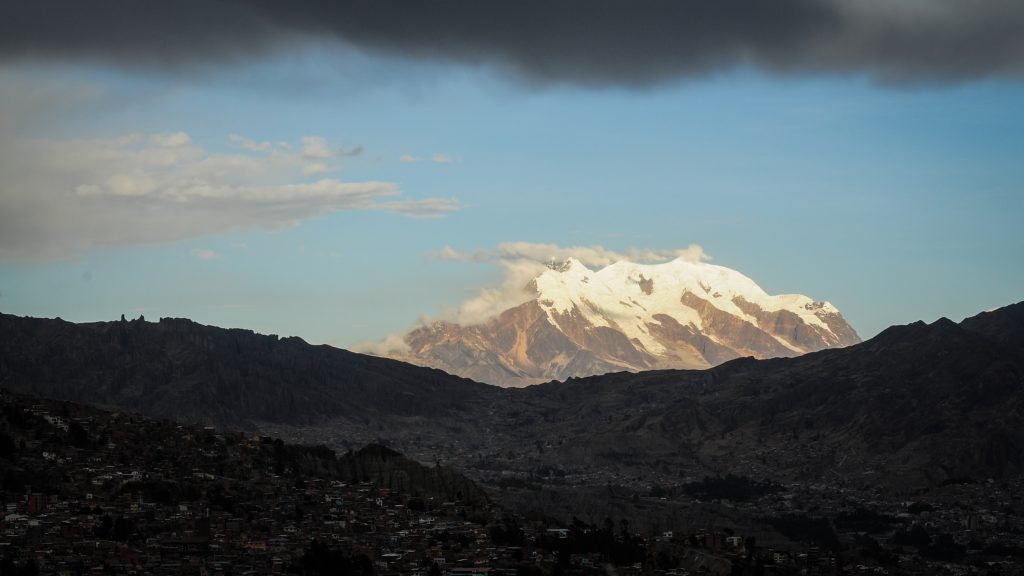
xmin=0 ymin=314 xmax=499 ymax=430
xmin=2 ymin=303 xmax=1023 ymax=496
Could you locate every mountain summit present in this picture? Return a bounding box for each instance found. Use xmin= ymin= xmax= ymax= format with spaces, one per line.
xmin=390 ymin=257 xmax=860 ymax=386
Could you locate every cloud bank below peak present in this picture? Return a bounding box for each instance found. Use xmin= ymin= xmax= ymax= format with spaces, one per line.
xmin=0 ymin=131 xmax=460 ymax=261
xmin=3 ymin=1 xmax=1024 ymax=85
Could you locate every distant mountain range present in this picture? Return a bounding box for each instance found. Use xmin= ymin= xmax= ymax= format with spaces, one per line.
xmin=380 ymin=257 xmax=861 ymax=386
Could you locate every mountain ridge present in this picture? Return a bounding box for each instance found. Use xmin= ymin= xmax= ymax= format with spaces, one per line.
xmin=1 ymin=301 xmax=1022 ymax=494
xmin=0 ymin=313 xmax=498 ymax=430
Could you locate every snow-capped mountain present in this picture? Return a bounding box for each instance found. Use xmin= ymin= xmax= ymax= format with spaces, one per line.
xmin=392 ymin=257 xmax=860 ymax=387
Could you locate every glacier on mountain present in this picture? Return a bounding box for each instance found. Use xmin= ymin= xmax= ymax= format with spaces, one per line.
xmin=373 ymin=257 xmax=860 ymax=387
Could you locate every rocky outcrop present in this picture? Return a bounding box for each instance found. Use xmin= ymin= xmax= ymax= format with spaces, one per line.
xmin=404 ymin=301 xmax=635 ymax=386
xmin=679 ymin=292 xmax=796 ymax=358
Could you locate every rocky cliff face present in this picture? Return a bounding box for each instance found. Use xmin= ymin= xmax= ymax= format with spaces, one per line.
xmin=392 ymin=257 xmax=861 ymax=386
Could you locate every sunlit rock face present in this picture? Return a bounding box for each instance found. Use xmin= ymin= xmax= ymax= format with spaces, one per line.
xmin=395 ymin=258 xmax=861 ymax=387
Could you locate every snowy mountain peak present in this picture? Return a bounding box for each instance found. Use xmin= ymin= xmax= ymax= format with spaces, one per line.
xmin=391 ymin=258 xmax=860 ymax=387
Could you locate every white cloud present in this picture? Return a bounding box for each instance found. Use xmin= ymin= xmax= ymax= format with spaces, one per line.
xmin=399 ymin=154 xmax=421 ymax=163
xmin=301 ymin=135 xmax=334 ymax=159
xmin=447 ymin=258 xmax=549 ymax=325
xmin=228 ymin=134 xmax=273 ymax=152
xmin=432 ymin=245 xmax=490 ymax=263
xmin=192 ymin=248 xmax=221 ymax=261
xmin=150 ymin=132 xmax=192 ymax=147
xmin=0 ymin=132 xmax=461 ymax=261
xmin=431 ymin=153 xmax=460 ymax=164
xmin=302 ymin=162 xmax=331 ymax=175
xmin=351 ymin=332 xmax=411 ymax=357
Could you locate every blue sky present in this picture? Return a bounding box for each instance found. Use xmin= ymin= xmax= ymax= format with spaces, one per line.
xmin=1 ymin=42 xmax=1022 ymax=347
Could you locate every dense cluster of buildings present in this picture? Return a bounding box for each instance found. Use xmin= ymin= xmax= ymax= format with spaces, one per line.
xmin=0 ymin=395 xmax=517 ymax=574
xmin=2 ymin=392 xmax=1023 ymax=575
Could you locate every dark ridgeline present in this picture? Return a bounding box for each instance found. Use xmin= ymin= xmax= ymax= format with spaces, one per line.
xmin=515 ymin=301 xmax=1024 ymax=487
xmin=960 ymin=301 xmax=1024 ymax=352
xmin=0 ymin=314 xmax=500 ymax=429
xmin=1 ymin=302 xmax=1023 ymax=490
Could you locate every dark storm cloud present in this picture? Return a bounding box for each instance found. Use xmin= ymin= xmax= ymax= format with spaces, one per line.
xmin=2 ymin=0 xmax=1024 ymax=85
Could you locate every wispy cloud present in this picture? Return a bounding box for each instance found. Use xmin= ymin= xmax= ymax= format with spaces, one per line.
xmin=0 ymin=131 xmax=461 ymax=261
xmin=434 ymin=242 xmax=709 ymax=268
xmin=300 ymin=136 xmax=362 ymax=160
xmin=191 ymin=248 xmax=222 ymax=261
xmin=372 ymin=198 xmax=462 ymax=219
xmin=352 ymin=332 xmax=411 ymax=357
xmin=150 ymin=132 xmax=191 ymax=147
xmin=228 ymin=134 xmax=273 ymax=153
xmin=401 ymin=153 xmax=461 ymax=165
xmin=431 ymin=153 xmax=460 ymax=164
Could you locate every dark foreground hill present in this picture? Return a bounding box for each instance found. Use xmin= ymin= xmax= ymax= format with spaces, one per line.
xmin=510 ymin=306 xmax=1024 ymax=490
xmin=2 ymin=303 xmax=1024 ymax=523
xmin=0 ymin=314 xmax=499 ymax=429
